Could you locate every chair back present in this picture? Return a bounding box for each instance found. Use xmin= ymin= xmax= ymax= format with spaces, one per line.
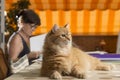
xmin=0 ymin=48 xmax=9 ymax=79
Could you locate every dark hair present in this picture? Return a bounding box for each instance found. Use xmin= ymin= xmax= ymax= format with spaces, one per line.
xmin=17 ymin=9 xmax=41 ymax=26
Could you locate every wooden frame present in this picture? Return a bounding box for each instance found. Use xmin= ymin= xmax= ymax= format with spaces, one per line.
xmin=0 ymin=0 xmax=5 ymax=52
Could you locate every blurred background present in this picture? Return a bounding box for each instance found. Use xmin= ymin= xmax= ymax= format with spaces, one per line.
xmin=3 ymin=0 xmax=120 ymax=53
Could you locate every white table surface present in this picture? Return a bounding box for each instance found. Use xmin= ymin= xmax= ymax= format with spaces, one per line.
xmin=5 ymin=60 xmax=120 ymax=80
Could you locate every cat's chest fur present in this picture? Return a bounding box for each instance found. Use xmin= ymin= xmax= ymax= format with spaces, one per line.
xmin=47 ymin=54 xmax=72 ymax=74
xmin=43 ymin=46 xmax=72 ymax=74
xmin=52 ymin=44 xmax=71 ymax=55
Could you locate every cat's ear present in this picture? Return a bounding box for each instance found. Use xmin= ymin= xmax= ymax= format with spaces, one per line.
xmin=64 ymin=24 xmax=69 ymax=28
xmin=64 ymin=24 xmax=70 ymax=30
xmin=51 ymin=24 xmax=59 ymax=33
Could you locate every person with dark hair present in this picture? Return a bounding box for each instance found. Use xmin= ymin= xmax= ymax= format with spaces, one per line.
xmin=7 ymin=9 xmax=41 ymax=65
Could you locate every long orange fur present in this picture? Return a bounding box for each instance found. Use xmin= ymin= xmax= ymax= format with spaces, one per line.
xmin=41 ymin=24 xmax=114 ymax=79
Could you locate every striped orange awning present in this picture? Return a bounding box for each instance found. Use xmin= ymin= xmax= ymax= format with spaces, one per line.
xmin=5 ymin=0 xmax=120 ymax=10
xmin=5 ymin=0 xmax=120 ymax=35
xmin=33 ymin=9 xmax=120 ymax=35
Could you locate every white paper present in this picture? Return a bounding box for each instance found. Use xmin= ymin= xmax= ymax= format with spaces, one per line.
xmin=30 ymin=33 xmax=47 ymax=52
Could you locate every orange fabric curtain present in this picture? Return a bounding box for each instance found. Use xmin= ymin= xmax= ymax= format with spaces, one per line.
xmin=5 ymin=0 xmax=120 ymax=35
xmin=33 ymin=9 xmax=120 ymax=35
xmin=6 ymin=0 xmax=120 ymax=10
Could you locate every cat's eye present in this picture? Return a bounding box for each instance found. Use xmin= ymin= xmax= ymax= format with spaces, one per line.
xmin=60 ymin=34 xmax=66 ymax=38
xmin=61 ymin=34 xmax=66 ymax=37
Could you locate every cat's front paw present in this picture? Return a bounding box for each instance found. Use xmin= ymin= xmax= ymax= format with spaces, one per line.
xmin=71 ymin=70 xmax=86 ymax=79
xmin=75 ymin=72 xmax=86 ymax=79
xmin=50 ymin=71 xmax=62 ymax=80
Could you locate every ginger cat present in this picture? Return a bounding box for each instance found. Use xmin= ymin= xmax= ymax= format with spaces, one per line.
xmin=41 ymin=24 xmax=114 ymax=79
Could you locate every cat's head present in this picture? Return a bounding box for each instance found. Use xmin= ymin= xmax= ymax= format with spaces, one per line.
xmin=45 ymin=24 xmax=72 ymax=48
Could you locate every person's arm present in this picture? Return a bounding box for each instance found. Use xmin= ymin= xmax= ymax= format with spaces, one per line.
xmin=7 ymin=34 xmax=23 ymax=62
xmin=27 ymin=51 xmax=41 ymax=59
xmin=7 ymin=34 xmax=41 ymax=62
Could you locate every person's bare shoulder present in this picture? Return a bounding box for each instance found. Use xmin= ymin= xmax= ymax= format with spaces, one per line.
xmin=7 ymin=33 xmax=22 ymax=49
xmin=9 ymin=33 xmax=19 ymax=43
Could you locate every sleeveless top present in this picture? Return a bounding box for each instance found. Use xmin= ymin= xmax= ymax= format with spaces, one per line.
xmin=16 ymin=33 xmax=32 ymax=64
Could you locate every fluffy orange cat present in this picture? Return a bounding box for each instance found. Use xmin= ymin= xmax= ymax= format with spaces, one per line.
xmin=41 ymin=24 xmax=114 ymax=79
